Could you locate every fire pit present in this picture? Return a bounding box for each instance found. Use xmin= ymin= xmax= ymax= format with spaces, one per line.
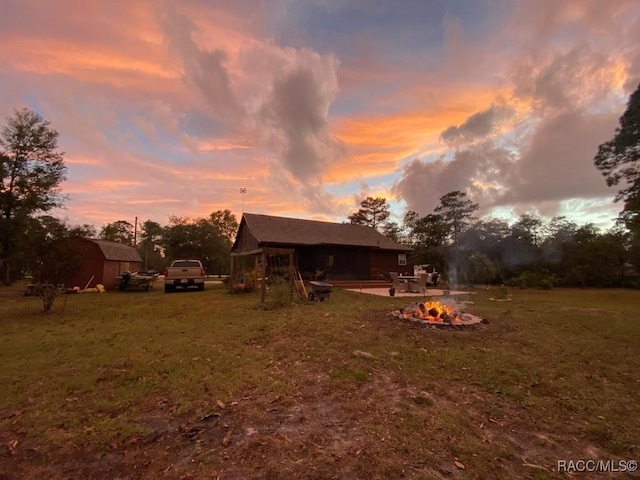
xmin=391 ymin=300 xmax=485 ymax=328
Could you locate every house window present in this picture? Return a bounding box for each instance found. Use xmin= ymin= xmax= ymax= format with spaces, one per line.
xmin=398 ymin=254 xmax=407 ymax=266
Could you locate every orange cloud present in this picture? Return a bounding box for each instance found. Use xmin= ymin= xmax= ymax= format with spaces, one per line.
xmin=325 ymin=85 xmax=512 ymax=183
xmin=0 ymin=1 xmax=264 ymax=98
xmin=65 ymin=155 xmax=101 ymax=166
xmin=63 ymin=179 xmax=142 ymax=195
xmin=194 ymin=140 xmax=253 ymax=152
xmin=5 ymin=37 xmax=172 ymax=76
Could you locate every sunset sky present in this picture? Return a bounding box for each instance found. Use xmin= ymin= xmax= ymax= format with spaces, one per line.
xmin=1 ymin=0 xmax=639 ymax=231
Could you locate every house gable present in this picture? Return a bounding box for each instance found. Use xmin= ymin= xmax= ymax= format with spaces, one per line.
xmin=232 ymin=217 xmax=260 ymax=252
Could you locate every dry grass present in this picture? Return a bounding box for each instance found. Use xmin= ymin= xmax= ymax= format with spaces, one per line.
xmin=0 ymin=283 xmax=638 ymax=479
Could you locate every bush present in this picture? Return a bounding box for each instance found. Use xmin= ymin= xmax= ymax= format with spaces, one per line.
xmin=507 ymin=270 xmax=556 ymax=290
xmin=621 ymin=277 xmax=640 ymax=289
xmin=263 ymin=277 xmax=291 ymax=309
xmin=269 ymin=281 xmax=291 ymax=307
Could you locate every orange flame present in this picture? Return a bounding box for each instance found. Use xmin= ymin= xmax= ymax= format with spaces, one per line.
xmin=400 ymin=301 xmax=461 ymax=323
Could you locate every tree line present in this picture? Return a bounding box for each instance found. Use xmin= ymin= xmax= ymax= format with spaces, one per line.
xmin=0 ymin=206 xmax=237 ymax=312
xmin=350 ymin=192 xmax=638 ymax=288
xmin=96 ymin=211 xmax=237 ymax=275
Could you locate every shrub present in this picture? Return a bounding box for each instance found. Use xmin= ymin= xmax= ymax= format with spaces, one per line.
xmin=507 ymin=270 xmax=556 ymax=290
xmin=262 ymin=277 xmax=291 ymax=309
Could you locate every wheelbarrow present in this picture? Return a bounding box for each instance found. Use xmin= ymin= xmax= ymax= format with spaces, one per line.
xmin=308 ymin=280 xmax=334 ymax=301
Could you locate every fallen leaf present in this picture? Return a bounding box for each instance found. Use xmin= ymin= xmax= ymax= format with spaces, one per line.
xmin=454 ymin=460 xmax=465 ymax=470
xmin=222 ymin=426 xmax=234 ymax=446
xmin=216 ymin=399 xmax=226 ymax=409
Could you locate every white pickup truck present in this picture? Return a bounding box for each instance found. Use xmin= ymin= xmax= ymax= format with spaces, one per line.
xmin=164 ymin=259 xmax=205 ymax=293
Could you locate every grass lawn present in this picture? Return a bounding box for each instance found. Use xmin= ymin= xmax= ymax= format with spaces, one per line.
xmin=0 ymin=283 xmax=638 ymax=479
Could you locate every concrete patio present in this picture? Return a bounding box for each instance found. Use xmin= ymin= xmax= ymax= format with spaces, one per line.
xmin=344 ymin=287 xmax=473 ymax=297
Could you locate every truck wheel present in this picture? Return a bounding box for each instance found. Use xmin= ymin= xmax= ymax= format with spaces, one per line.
xmin=198 ymin=284 xmax=204 ymax=291
xmin=164 ymin=285 xmax=173 ymax=293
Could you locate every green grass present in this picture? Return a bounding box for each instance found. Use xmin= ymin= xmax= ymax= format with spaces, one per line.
xmin=0 ymin=283 xmax=638 ymax=479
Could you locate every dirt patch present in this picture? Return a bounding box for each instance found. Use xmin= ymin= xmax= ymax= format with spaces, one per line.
xmin=1 ymin=369 xmax=624 ymax=480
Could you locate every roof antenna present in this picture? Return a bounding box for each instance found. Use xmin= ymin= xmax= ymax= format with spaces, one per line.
xmin=240 ymin=187 xmax=247 ymax=214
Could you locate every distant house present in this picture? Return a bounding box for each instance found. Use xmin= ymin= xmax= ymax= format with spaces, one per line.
xmin=231 ymin=213 xmax=412 ymax=280
xmin=66 ymin=238 xmax=142 ymax=290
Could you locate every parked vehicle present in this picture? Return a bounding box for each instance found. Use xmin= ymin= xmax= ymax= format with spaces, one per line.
xmin=164 ymin=259 xmax=205 ymax=293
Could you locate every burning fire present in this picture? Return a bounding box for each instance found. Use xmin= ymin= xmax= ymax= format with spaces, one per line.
xmin=399 ymin=301 xmax=462 ymax=323
xmin=392 ymin=300 xmax=486 ymax=328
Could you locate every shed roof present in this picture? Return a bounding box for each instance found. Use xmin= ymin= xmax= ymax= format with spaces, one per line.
xmin=90 ymin=239 xmax=143 ymax=262
xmin=235 ymin=213 xmax=411 ymax=251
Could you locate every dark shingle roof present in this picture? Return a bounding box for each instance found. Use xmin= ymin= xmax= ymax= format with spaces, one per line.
xmin=238 ymin=213 xmax=411 ymax=251
xmin=91 ymin=239 xmax=143 ymax=262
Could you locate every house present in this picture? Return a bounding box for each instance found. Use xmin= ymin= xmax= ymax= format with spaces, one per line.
xmin=231 ymin=213 xmax=412 ymax=280
xmin=65 ymin=238 xmax=143 ymax=290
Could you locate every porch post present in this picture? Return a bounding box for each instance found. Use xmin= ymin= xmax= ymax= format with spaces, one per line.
xmin=260 ymin=251 xmax=267 ymax=303
xmin=289 ymin=251 xmax=295 ymax=299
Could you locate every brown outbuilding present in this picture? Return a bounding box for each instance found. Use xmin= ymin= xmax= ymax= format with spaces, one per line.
xmin=65 ymin=238 xmax=142 ymax=290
